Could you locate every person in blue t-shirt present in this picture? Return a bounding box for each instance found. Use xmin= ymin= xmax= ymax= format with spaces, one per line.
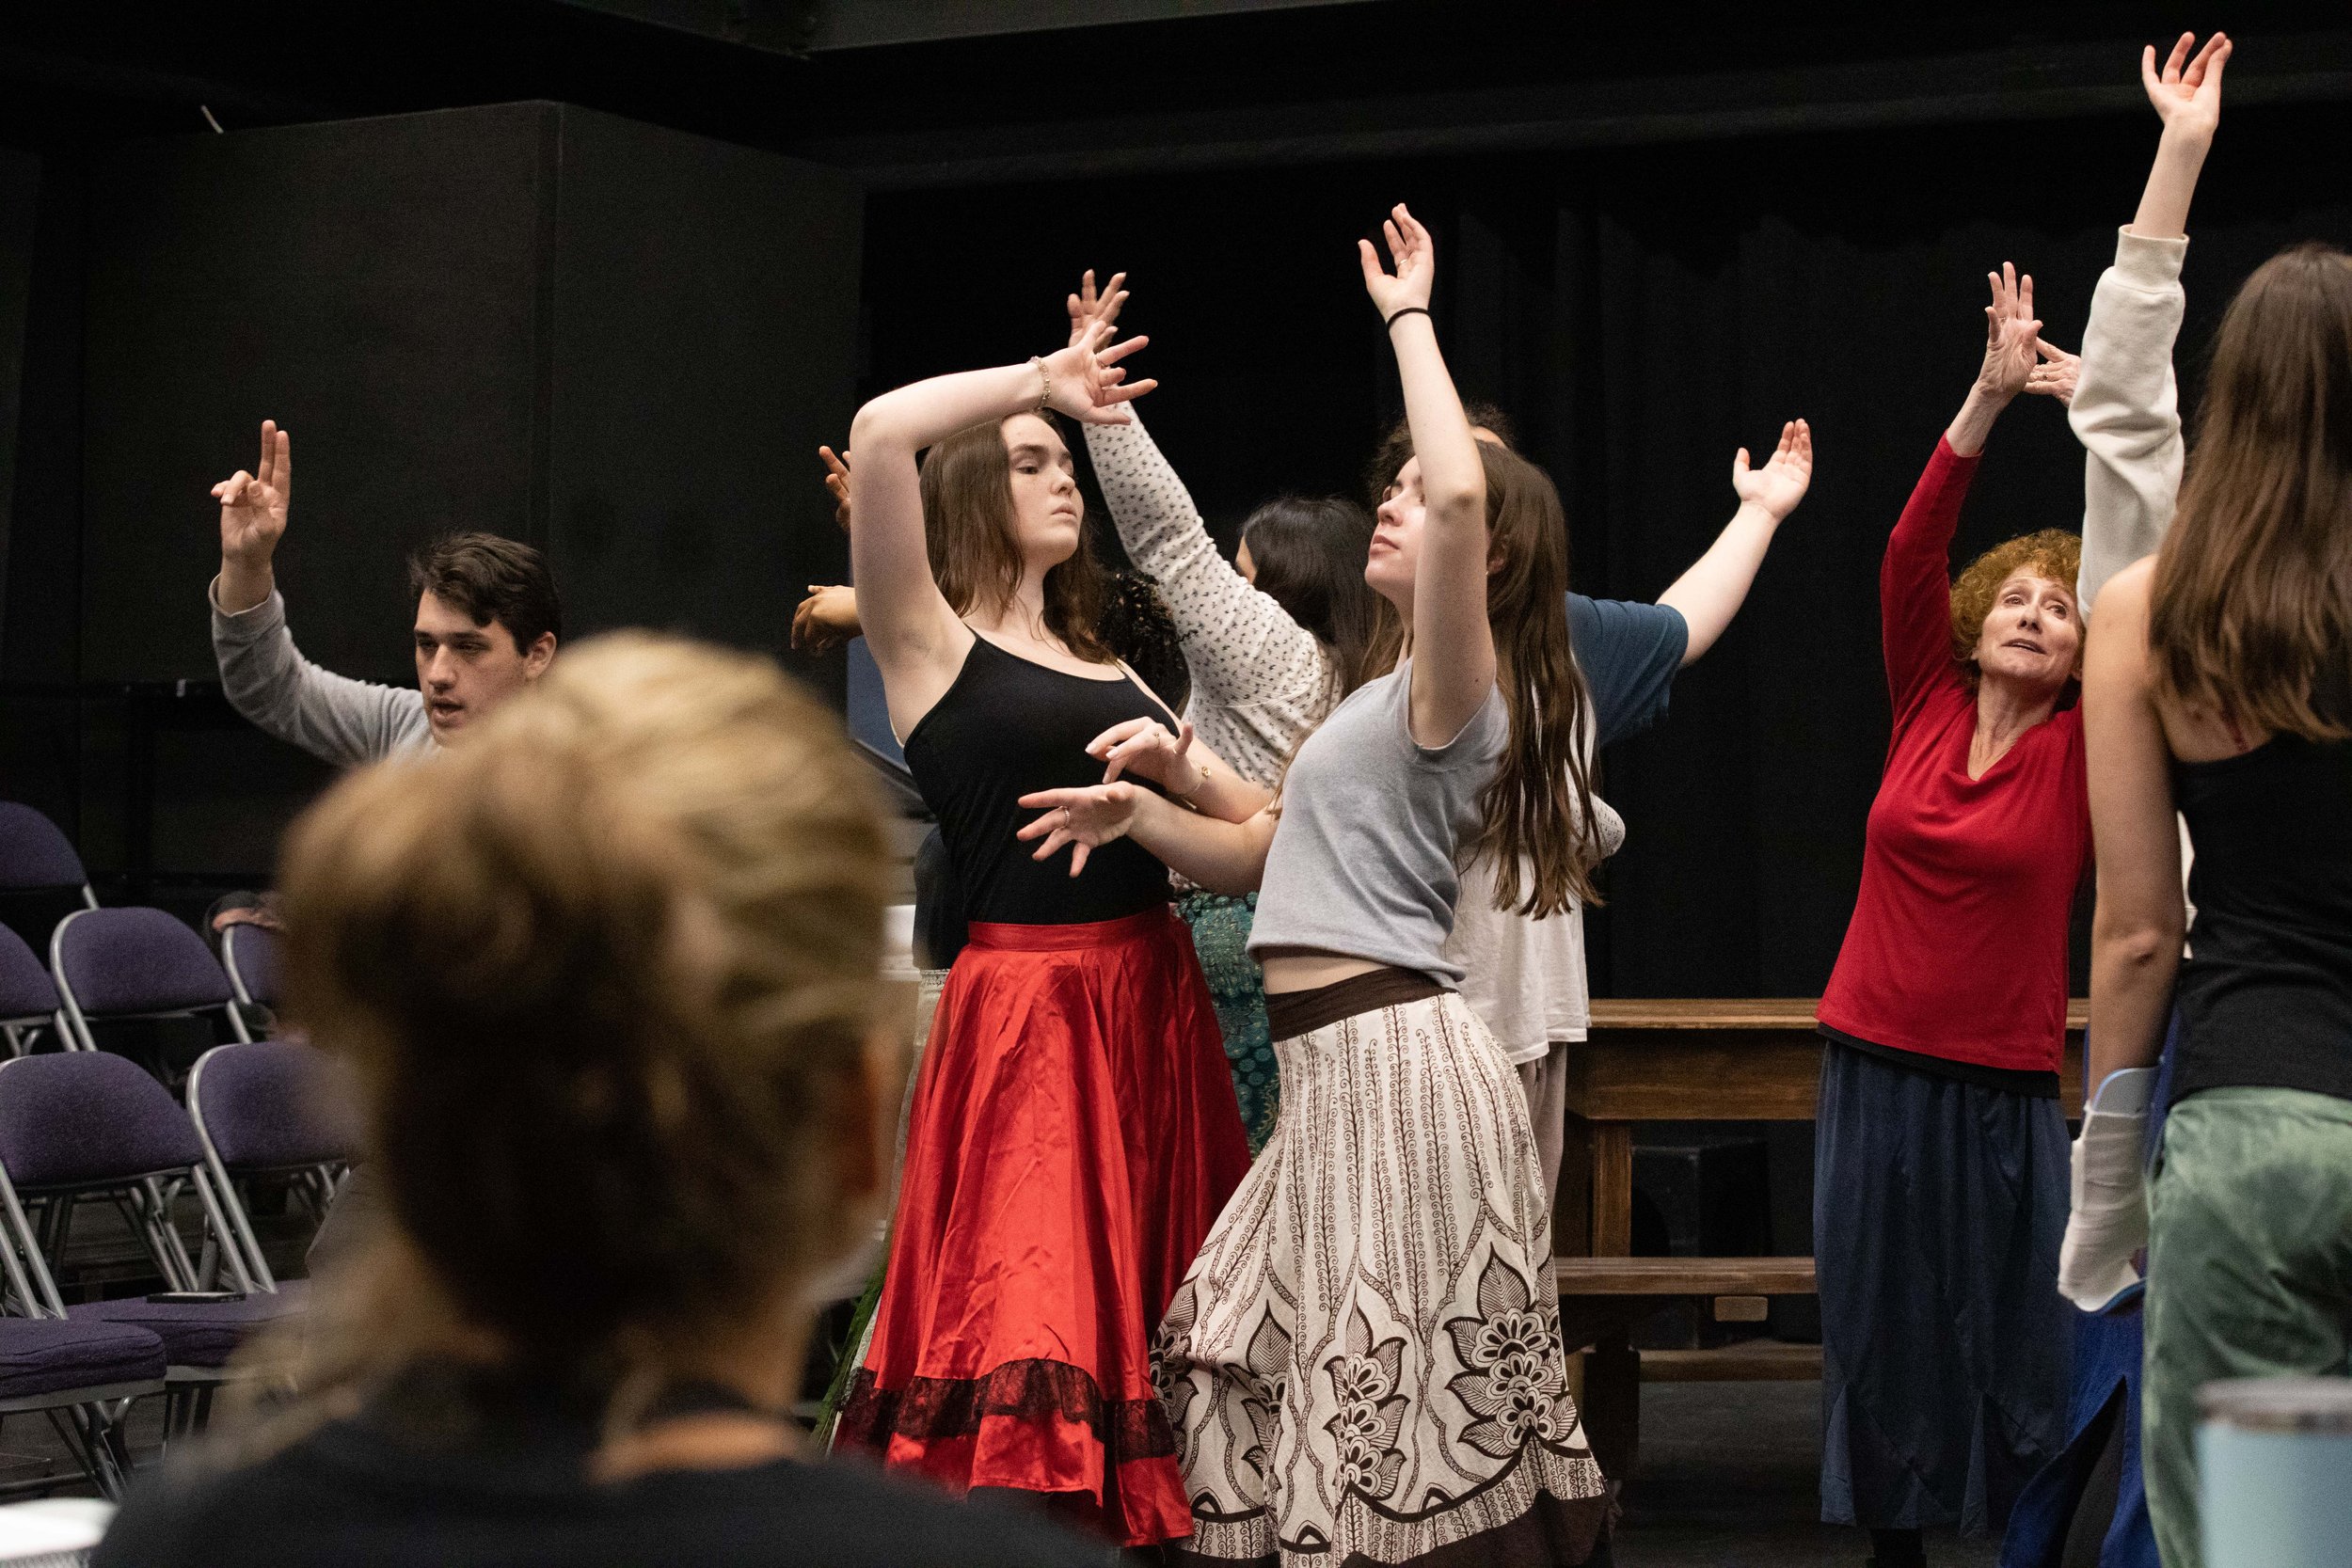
xmin=1371 ymin=402 xmax=1814 ymax=1200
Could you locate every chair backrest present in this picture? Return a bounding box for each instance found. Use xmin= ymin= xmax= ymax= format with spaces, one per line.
xmin=0 ymin=805 xmax=87 ymax=895
xmin=0 ymin=927 xmax=57 ymax=1022
xmin=51 ymin=909 xmax=233 ymax=1021
xmin=187 ymin=1040 xmax=361 ymax=1170
xmin=219 ymin=924 xmax=282 ymax=1010
xmin=0 ymin=1053 xmax=206 ymax=1190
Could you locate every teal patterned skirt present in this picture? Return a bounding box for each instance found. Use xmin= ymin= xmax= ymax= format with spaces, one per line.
xmin=1176 ymin=890 xmax=1279 ymax=1153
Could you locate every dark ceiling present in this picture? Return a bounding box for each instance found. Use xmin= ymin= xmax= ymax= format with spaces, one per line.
xmin=0 ymin=1 xmax=2346 ymax=182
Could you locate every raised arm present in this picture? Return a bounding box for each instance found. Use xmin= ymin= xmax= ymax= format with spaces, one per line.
xmin=846 ymin=326 xmax=1152 ymax=736
xmin=1359 ymin=205 xmax=1492 ymax=746
xmin=208 ymin=421 xmax=425 ymax=764
xmin=1882 ymin=267 xmax=2039 ymax=711
xmin=215 ymin=420 xmax=291 ymax=614
xmin=2083 ymin=560 xmax=2185 ymax=1083
xmin=2074 ymin=32 xmax=2226 ymax=608
xmin=1068 ymin=275 xmax=1331 ymax=721
xmin=1658 ymin=420 xmax=1813 ymax=664
xmin=2131 ymin=32 xmax=2228 ymax=242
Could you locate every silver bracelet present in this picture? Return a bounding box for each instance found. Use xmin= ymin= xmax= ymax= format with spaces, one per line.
xmin=1027 ymin=356 xmax=1052 ymax=412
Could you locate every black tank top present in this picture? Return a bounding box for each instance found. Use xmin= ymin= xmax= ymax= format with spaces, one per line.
xmin=901 ymin=633 xmax=1178 ymax=927
xmin=2172 ymin=735 xmax=2352 ymax=1105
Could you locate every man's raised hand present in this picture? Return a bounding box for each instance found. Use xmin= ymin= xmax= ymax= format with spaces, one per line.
xmin=215 ymin=420 xmax=292 ymax=568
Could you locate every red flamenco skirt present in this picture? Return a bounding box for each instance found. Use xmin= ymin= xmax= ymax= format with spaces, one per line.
xmin=836 ymin=906 xmax=1251 ymax=1546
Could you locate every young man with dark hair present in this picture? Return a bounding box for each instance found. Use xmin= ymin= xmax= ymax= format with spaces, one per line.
xmin=208 ymin=420 xmax=561 ymax=763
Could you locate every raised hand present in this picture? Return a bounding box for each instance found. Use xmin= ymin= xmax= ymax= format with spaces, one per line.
xmin=215 ymin=420 xmax=293 ymax=569
xmin=1066 ymin=268 xmax=1129 ymax=350
xmin=1037 ymin=320 xmax=1155 ymax=425
xmin=1015 ymin=783 xmax=1143 ymax=878
xmin=1358 ymin=202 xmax=1435 ymax=321
xmin=2143 ymin=31 xmax=2230 ymax=140
xmin=818 ymin=446 xmax=852 ymax=531
xmin=2025 ymin=339 xmax=2081 ymax=407
xmin=1975 ymin=262 xmax=2042 ymax=403
xmin=1730 ymin=420 xmax=1814 ymax=521
xmin=790 ymin=584 xmax=861 ymax=653
xmin=1089 ymin=716 xmax=1201 ymax=793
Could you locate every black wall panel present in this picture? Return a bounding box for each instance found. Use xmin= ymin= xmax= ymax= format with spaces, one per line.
xmin=82 ymin=105 xmax=551 ymax=684
xmin=80 ymin=103 xmax=859 ymax=686
xmin=546 ymin=107 xmax=862 ymax=653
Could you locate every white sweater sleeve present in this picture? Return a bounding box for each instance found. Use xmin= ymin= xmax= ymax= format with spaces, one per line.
xmin=1084 ymin=413 xmax=1332 ymax=718
xmin=2073 ymin=228 xmax=2189 ymax=610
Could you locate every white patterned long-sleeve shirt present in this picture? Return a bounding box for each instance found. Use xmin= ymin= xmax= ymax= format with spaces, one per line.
xmin=1085 ymin=414 xmax=1341 ymax=791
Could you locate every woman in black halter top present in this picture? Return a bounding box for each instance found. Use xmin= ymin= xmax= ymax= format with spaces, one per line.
xmin=828 ymin=325 xmax=1251 ymax=1548
xmin=2070 ymin=216 xmax=2352 ymax=1565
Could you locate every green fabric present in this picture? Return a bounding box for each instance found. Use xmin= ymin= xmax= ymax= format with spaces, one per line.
xmin=1176 ymin=891 xmax=1279 ymax=1153
xmin=2144 ymin=1086 xmax=2352 ymax=1568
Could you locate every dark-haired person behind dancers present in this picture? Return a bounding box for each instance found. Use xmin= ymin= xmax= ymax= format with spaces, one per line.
xmin=827 ymin=321 xmax=1252 ymax=1547
xmin=2059 ymin=33 xmax=2352 ymax=1568
xmin=1811 ymin=265 xmax=2088 ymax=1566
xmin=1022 ymin=205 xmax=1611 ymax=1567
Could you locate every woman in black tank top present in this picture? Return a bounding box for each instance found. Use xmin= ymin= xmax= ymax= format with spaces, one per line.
xmin=825 ymin=324 xmax=1252 ymax=1549
xmin=2068 ymin=184 xmax=2352 ymax=1566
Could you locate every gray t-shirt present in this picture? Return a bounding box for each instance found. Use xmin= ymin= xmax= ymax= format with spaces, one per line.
xmin=1248 ymin=658 xmax=1508 ymax=987
xmin=210 ymin=582 xmax=433 ymax=767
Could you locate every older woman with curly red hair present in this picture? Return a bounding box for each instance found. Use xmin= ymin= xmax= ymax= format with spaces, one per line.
xmin=1811 ymin=265 xmax=2090 ymax=1568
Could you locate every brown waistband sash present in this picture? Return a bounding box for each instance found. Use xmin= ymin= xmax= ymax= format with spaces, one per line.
xmin=1263 ymin=967 xmax=1448 ymax=1041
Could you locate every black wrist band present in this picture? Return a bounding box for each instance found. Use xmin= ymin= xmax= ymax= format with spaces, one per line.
xmin=1385 ymin=305 xmax=1432 ymax=329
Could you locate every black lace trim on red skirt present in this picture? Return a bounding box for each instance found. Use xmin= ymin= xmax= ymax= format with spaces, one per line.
xmin=835 ymin=1358 xmax=1178 ymax=1463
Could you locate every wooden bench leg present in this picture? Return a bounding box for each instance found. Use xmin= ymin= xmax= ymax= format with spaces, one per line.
xmin=1581 ymin=1335 xmax=1640 ymax=1480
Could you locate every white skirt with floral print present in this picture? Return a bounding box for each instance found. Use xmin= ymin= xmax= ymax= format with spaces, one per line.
xmin=1153 ymin=988 xmax=1610 ymax=1566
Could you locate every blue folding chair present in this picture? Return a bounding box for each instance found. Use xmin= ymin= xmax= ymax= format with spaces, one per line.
xmin=0 ymin=807 xmax=95 ymax=912
xmin=0 ymin=930 xmax=64 ymax=1060
xmin=186 ymin=1039 xmax=359 ymax=1291
xmin=217 ymin=924 xmax=281 ymax=1014
xmin=0 ymin=1053 xmax=301 ymax=1437
xmin=48 ymin=909 xmax=252 ymax=1062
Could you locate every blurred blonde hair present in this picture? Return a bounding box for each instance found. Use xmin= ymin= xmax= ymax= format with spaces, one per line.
xmin=233 ymin=632 xmax=893 ymax=1444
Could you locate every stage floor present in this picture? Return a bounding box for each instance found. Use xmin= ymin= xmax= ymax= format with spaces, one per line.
xmin=1619 ymin=1381 xmax=2001 ymax=1567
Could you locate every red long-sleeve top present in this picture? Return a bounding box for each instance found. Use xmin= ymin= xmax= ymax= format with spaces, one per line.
xmin=1816 ymin=437 xmax=2090 ymax=1074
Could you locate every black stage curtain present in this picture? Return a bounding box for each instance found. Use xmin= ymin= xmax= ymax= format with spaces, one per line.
xmin=864 ymin=100 xmax=2352 ymax=1003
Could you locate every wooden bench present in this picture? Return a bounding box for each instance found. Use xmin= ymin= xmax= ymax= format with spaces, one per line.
xmin=1555 ymin=999 xmax=2088 ymax=1477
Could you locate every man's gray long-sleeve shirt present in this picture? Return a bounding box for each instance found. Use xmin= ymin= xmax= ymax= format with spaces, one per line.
xmin=209 ymin=580 xmax=434 ymax=766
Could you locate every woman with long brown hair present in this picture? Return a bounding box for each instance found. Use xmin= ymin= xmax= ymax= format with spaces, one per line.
xmin=825 ymin=326 xmax=1253 ymax=1548
xmin=1021 ymin=206 xmax=1612 ymax=1567
xmin=2063 ymin=36 xmax=2352 ymax=1568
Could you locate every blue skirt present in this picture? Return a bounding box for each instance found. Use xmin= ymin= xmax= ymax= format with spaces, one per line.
xmin=1815 ymin=1037 xmax=2072 ymax=1536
